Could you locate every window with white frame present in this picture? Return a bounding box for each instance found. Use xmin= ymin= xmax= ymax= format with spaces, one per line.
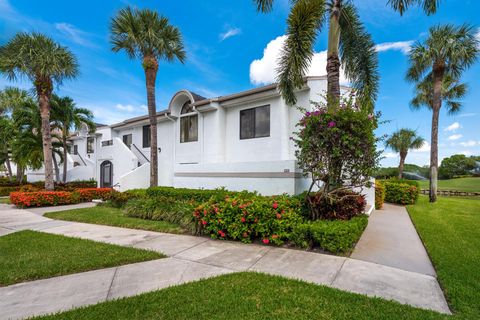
xmin=180 ymin=101 xmax=198 ymax=143
xmin=240 ymin=105 xmax=270 ymax=139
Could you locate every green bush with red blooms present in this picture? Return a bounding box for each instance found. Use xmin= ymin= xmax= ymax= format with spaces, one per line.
xmin=193 ymin=193 xmax=304 ymax=245
xmin=10 ymin=188 xmax=114 ymax=208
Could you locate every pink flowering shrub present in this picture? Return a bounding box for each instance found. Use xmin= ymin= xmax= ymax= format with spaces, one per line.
xmin=193 ymin=192 xmax=303 ymax=245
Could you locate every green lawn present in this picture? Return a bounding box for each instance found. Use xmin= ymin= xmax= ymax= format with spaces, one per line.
xmin=408 ymin=196 xmax=480 ymax=319
xmin=37 ymin=272 xmax=446 ymax=320
xmin=417 ymin=177 xmax=480 ymax=192
xmin=0 ymin=197 xmax=10 ymax=204
xmin=45 ymin=206 xmax=184 ymax=234
xmin=0 ymin=230 xmax=163 ymax=286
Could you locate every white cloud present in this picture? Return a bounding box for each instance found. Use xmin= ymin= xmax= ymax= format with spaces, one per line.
xmin=375 ymin=40 xmax=413 ymax=54
xmin=448 ymin=134 xmax=463 ymax=141
xmin=445 ymin=122 xmax=461 ymax=132
xmin=55 ymin=23 xmax=96 ymax=48
xmin=459 ymin=140 xmax=478 ymax=147
xmin=249 ymin=35 xmax=347 ymax=86
xmin=412 ymin=141 xmax=430 ymax=153
xmin=383 ymin=152 xmax=398 ymax=158
xmin=219 ymin=27 xmax=241 ymax=41
xmin=115 ymin=104 xmax=147 ymax=113
xmin=457 ymin=113 xmax=477 ymax=118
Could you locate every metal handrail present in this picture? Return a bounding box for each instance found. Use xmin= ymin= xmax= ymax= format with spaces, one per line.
xmin=77 ymin=153 xmax=87 ymax=166
xmin=132 ymin=143 xmax=150 ymax=163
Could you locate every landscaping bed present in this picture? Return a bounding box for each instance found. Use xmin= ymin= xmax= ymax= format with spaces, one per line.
xmin=0 ymin=230 xmax=163 ymax=286
xmin=9 ymin=188 xmax=113 ymax=207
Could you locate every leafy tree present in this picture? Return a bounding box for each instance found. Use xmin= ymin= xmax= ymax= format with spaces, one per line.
xmin=385 ymin=129 xmax=425 ymax=179
xmin=51 ymin=95 xmax=95 ymax=183
xmin=0 ymin=32 xmax=79 ymax=190
xmin=254 ymin=0 xmax=379 ymax=110
xmin=406 ymin=24 xmax=479 ymax=202
xmin=110 ymin=7 xmax=186 ymax=187
xmin=439 ymin=154 xmax=477 ymax=179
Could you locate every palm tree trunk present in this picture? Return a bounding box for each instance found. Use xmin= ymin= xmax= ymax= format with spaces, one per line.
xmin=429 ymin=65 xmax=444 ymax=203
xmin=38 ymin=91 xmax=55 ymax=191
xmin=16 ymin=164 xmax=23 ymax=184
xmin=52 ymin=152 xmax=60 ymax=183
xmin=143 ymin=55 xmax=159 ymax=187
xmin=326 ymin=0 xmax=342 ymax=110
xmin=5 ymin=157 xmax=13 ymax=180
xmin=398 ymin=153 xmax=406 ymax=179
xmin=62 ymin=132 xmax=68 ymax=183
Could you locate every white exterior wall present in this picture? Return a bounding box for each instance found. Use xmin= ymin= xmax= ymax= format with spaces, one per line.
xmin=56 ymin=77 xmax=375 ymax=207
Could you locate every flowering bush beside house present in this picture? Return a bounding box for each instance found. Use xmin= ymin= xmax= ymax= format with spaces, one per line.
xmin=380 ymin=179 xmax=420 ymax=205
xmin=10 ymin=188 xmax=113 ymax=208
xmin=375 ymin=181 xmax=385 ymax=209
xmin=0 ymin=180 xmax=96 ymax=196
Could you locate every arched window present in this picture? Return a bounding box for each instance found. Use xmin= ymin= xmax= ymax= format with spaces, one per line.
xmin=100 ymin=160 xmax=113 ymax=188
xmin=180 ymin=101 xmax=198 ymax=143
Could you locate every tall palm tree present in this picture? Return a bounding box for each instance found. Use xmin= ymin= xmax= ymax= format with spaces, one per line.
xmin=0 ymin=116 xmax=14 ymax=179
xmin=410 ymin=73 xmax=467 ymax=114
xmin=110 ymin=7 xmax=186 ymax=187
xmin=0 ymin=32 xmax=79 ymax=190
xmin=254 ymin=0 xmax=379 ymax=110
xmin=385 ymin=129 xmax=425 ymax=179
xmin=51 ymin=95 xmax=95 ymax=183
xmin=406 ymin=24 xmax=479 ymax=202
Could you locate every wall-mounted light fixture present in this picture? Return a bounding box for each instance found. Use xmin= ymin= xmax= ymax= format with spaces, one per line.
xmin=158 ymin=147 xmax=162 ymax=153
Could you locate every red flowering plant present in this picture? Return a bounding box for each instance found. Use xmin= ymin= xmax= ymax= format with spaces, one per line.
xmin=293 ymin=95 xmax=382 ymax=220
xmin=76 ymin=188 xmax=115 ymax=202
xmin=10 ymin=191 xmax=79 ymax=208
xmin=193 ymin=192 xmax=303 ymax=245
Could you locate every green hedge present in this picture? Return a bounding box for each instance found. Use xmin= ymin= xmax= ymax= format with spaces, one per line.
xmin=146 ymin=186 xmax=235 ymax=203
xmin=0 ymin=186 xmax=20 ymax=197
xmin=383 ymin=181 xmax=419 ymax=205
xmin=290 ymin=215 xmax=368 ymax=254
xmin=375 ymin=181 xmax=385 ymax=210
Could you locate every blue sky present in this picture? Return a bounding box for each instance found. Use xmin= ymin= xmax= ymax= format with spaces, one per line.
xmin=0 ymin=0 xmax=479 ymax=167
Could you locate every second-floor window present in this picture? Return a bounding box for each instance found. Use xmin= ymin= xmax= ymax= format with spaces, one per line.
xmin=142 ymin=125 xmax=150 ymax=148
xmin=240 ymin=105 xmax=270 ymax=140
xmin=180 ymin=101 xmax=198 ymax=143
xmin=122 ymin=134 xmax=132 ymax=148
xmin=73 ymin=145 xmax=78 ymax=155
xmin=87 ymin=137 xmax=94 ymax=154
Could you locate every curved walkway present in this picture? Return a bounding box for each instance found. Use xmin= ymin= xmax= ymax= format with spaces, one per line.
xmin=0 ymin=204 xmax=450 ymax=319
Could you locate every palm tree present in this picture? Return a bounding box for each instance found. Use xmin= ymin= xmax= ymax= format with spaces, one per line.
xmin=411 ymin=73 xmax=467 ymax=114
xmin=110 ymin=7 xmax=186 ymax=187
xmin=254 ymin=0 xmax=379 ymax=110
xmin=0 ymin=116 xmax=14 ymax=179
xmin=406 ymin=24 xmax=479 ymax=202
xmin=0 ymin=32 xmax=79 ymax=190
xmin=51 ymin=95 xmax=95 ymax=183
xmin=388 ymin=0 xmax=440 ymax=15
xmin=385 ymin=129 xmax=425 ymax=179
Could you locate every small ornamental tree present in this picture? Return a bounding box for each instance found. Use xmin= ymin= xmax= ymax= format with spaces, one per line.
xmin=293 ymin=96 xmax=381 ymax=216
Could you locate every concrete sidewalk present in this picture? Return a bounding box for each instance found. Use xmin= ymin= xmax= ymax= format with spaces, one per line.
xmin=351 ymin=203 xmax=436 ymax=276
xmin=0 ymin=204 xmax=451 ymax=319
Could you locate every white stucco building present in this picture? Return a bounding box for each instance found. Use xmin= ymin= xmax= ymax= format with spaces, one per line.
xmin=27 ymin=76 xmax=374 ymax=205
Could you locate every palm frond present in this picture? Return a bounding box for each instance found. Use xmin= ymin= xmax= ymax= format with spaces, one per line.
xmin=253 ymin=0 xmax=275 ymax=13
xmin=338 ymin=3 xmax=379 ymax=110
xmin=277 ymin=0 xmax=326 ymax=105
xmin=387 ymin=0 xmax=439 ymax=16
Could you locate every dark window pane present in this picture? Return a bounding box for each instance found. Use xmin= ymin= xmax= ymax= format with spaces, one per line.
xmin=142 ymin=125 xmax=150 ymax=148
xmin=240 ymin=105 xmax=270 ymax=139
xmin=73 ymin=145 xmax=78 ymax=155
xmin=181 ymin=101 xmax=194 ymax=114
xmin=122 ymin=134 xmax=132 ymax=148
xmin=87 ymin=137 xmax=94 ymax=154
xmin=255 ymin=105 xmax=270 ymax=138
xmin=180 ymin=115 xmax=198 ymax=143
xmin=240 ymin=108 xmax=255 ymax=139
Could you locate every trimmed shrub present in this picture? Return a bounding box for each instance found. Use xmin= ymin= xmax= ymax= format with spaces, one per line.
xmin=384 ymin=178 xmax=420 ymax=188
xmin=77 ymin=188 xmax=114 ymax=202
xmin=375 ymin=181 xmax=385 ymax=210
xmin=194 ymin=193 xmax=303 ymax=245
xmin=290 ymin=215 xmax=368 ymax=254
xmin=125 ymin=196 xmax=196 ymax=231
xmin=10 ymin=191 xmax=80 ymax=208
xmin=0 ymin=186 xmax=20 ymax=196
xmin=306 ymin=189 xmax=366 ymax=220
xmin=383 ymin=181 xmax=419 ymax=205
xmin=146 ymin=186 xmax=234 ymax=204
xmin=55 ymin=180 xmax=97 ymax=191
